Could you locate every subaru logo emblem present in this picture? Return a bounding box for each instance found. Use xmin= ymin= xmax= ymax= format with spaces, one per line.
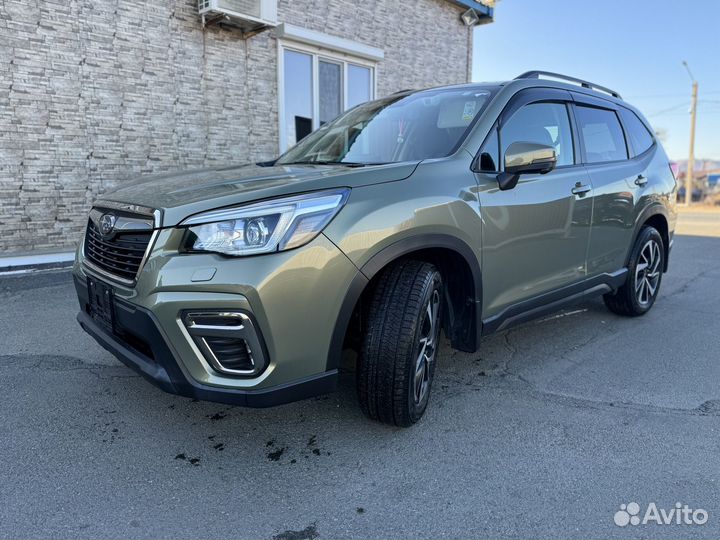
xmin=99 ymin=213 xmax=117 ymax=236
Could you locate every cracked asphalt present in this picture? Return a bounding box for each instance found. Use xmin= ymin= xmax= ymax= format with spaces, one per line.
xmin=1 ymin=214 xmax=719 ymax=539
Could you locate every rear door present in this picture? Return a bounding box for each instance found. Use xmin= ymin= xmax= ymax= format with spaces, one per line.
xmin=474 ymin=89 xmax=594 ymax=320
xmin=571 ymin=94 xmax=638 ymax=276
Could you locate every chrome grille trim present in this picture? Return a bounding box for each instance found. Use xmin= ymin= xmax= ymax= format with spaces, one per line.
xmin=93 ymin=200 xmax=162 ymax=228
xmin=81 ymin=205 xmax=159 ymax=286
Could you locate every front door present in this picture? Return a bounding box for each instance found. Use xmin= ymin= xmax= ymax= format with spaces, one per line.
xmin=474 ymin=94 xmax=593 ymax=320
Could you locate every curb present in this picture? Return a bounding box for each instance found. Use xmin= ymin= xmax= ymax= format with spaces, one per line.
xmin=0 ymin=252 xmax=75 ymax=275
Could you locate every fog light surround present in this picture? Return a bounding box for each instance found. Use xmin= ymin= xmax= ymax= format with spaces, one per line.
xmin=182 ymin=311 xmax=268 ymax=377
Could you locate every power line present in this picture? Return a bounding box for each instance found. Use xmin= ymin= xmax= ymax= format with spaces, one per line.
xmin=647 ymin=103 xmax=689 ymax=116
xmin=626 ymin=90 xmax=720 ymax=98
xmin=650 ymin=106 xmax=720 ymax=117
xmin=652 ymin=110 xmax=720 ymax=117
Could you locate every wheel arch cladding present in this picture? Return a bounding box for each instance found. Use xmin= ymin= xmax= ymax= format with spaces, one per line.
xmin=326 ymin=234 xmax=482 ymax=371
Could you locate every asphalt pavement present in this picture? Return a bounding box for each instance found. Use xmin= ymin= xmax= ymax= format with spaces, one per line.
xmin=1 ymin=212 xmax=719 ymax=539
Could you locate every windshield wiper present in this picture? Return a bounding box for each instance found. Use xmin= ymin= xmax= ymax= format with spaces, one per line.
xmin=281 ymin=160 xmax=372 ymax=168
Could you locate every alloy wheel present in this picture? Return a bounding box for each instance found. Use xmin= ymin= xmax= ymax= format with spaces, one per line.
xmin=635 ymin=239 xmax=661 ymax=306
xmin=413 ymin=288 xmax=441 ymax=405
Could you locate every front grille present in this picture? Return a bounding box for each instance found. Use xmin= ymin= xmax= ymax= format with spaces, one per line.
xmin=84 ymin=219 xmax=153 ymax=282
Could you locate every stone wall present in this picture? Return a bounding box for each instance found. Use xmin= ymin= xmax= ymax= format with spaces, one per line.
xmin=0 ymin=0 xmax=471 ymax=254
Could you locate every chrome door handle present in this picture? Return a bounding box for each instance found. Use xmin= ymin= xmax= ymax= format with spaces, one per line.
xmin=635 ymin=175 xmax=648 ymax=186
xmin=571 ymin=183 xmax=591 ymax=196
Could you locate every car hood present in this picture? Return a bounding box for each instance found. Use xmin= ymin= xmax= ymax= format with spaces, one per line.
xmin=97 ymin=161 xmax=420 ymax=227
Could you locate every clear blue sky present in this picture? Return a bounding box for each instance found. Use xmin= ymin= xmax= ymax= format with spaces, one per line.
xmin=472 ymin=0 xmax=720 ymax=161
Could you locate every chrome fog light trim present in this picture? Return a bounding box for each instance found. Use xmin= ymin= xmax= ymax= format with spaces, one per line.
xmin=182 ymin=311 xmax=268 ymax=377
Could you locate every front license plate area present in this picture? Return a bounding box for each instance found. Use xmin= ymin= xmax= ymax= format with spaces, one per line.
xmin=87 ymin=277 xmax=115 ymax=333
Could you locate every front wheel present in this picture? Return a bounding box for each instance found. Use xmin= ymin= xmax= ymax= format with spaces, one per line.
xmin=357 ymin=260 xmax=443 ymax=427
xmin=604 ymin=226 xmax=664 ymax=316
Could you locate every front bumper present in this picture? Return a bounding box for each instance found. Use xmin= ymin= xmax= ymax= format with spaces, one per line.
xmin=74 ymin=275 xmax=338 ymax=407
xmin=73 ymin=228 xmax=365 ymax=407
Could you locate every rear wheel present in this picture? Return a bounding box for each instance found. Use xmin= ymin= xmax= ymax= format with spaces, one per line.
xmin=357 ymin=260 xmax=443 ymax=427
xmin=604 ymin=226 xmax=664 ymax=316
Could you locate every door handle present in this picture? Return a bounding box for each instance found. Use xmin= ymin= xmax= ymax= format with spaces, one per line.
xmin=634 ymin=175 xmax=648 ymax=186
xmin=571 ymin=182 xmax=591 ymax=196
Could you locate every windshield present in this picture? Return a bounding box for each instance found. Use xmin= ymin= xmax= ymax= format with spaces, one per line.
xmin=276 ymin=87 xmax=495 ymax=166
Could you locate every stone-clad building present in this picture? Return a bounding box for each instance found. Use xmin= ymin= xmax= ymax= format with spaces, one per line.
xmin=0 ymin=0 xmax=493 ymax=257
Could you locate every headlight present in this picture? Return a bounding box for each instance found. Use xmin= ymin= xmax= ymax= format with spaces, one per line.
xmin=180 ymin=188 xmax=350 ymax=256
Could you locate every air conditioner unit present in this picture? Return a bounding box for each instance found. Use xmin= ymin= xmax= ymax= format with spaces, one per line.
xmin=198 ymin=0 xmax=278 ymax=32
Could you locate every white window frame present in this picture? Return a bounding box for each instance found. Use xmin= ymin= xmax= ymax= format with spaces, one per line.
xmin=277 ymin=39 xmax=378 ymax=153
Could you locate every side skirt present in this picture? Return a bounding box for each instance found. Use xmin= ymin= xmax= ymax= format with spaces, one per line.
xmin=481 ymin=268 xmax=627 ymax=335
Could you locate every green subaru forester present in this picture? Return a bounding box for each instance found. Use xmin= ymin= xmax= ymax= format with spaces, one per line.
xmin=74 ymin=71 xmax=677 ymax=426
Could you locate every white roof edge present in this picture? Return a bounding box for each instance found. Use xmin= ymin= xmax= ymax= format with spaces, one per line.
xmin=275 ymin=23 xmax=385 ymax=62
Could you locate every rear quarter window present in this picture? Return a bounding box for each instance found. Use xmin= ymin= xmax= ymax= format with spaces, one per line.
xmin=575 ymin=105 xmax=628 ymax=163
xmin=619 ymin=108 xmax=655 ymax=157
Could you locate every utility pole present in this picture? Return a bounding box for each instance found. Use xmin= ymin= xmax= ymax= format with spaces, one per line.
xmin=683 ymin=61 xmax=698 ymax=205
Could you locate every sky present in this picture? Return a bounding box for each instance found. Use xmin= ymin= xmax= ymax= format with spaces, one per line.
xmin=472 ymin=0 xmax=720 ymax=162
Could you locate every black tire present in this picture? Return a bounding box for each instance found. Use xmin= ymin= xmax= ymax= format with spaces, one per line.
xmin=604 ymin=226 xmax=664 ymax=316
xmin=357 ymin=260 xmax=443 ymax=427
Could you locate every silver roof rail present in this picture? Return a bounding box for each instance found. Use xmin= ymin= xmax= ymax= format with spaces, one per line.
xmin=515 ymin=70 xmax=622 ymax=99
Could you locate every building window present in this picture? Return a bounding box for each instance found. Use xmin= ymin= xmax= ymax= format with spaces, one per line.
xmin=282 ymin=50 xmax=314 ymax=149
xmin=280 ymin=44 xmax=375 ymax=152
xmin=347 ymin=64 xmax=372 ymax=109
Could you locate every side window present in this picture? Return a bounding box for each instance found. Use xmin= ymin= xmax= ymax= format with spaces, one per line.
xmin=619 ymin=109 xmax=654 ymax=157
xmin=476 ymin=126 xmax=499 ymax=172
xmin=500 ymin=102 xmax=574 ymax=167
xmin=575 ymin=105 xmax=628 ymax=163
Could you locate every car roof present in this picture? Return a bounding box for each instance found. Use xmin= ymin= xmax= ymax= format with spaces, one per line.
xmin=392 ymin=73 xmax=653 ymax=132
xmin=406 ymin=72 xmax=629 ymax=108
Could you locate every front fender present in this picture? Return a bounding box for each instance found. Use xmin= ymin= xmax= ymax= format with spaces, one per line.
xmin=323 ymin=157 xmax=484 ymax=365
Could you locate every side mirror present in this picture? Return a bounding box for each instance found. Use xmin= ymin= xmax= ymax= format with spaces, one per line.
xmin=496 ymin=142 xmax=557 ymax=191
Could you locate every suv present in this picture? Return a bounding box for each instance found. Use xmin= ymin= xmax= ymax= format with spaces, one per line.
xmin=74 ymin=71 xmax=677 ymax=426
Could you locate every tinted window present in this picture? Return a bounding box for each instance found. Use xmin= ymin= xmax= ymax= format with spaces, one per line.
xmin=477 ymin=126 xmax=499 ymax=172
xmin=501 ymin=102 xmax=574 ymax=167
xmin=620 ymin=109 xmax=654 ymax=156
xmin=575 ymin=106 xmax=628 ymax=163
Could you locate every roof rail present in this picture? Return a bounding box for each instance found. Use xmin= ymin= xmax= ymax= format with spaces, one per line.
xmin=515 ymin=71 xmax=622 ymax=99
